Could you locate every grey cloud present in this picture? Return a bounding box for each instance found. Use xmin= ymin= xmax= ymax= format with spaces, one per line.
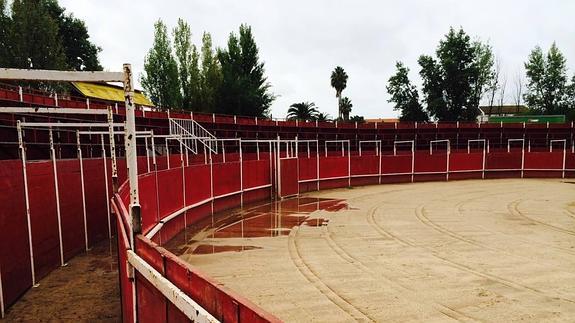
xmin=60 ymin=0 xmax=575 ymax=118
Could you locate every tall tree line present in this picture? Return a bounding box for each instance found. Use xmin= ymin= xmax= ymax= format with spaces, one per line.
xmin=388 ymin=27 xmax=575 ymax=122
xmin=0 ymin=0 xmax=102 ymax=72
xmin=141 ymin=20 xmax=274 ymax=117
xmin=388 ymin=27 xmax=496 ymax=122
xmin=524 ymin=43 xmax=575 ymax=118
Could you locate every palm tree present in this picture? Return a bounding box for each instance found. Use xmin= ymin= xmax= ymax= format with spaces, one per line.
xmin=315 ymin=112 xmax=331 ymax=122
xmin=287 ymin=102 xmax=319 ymax=121
xmin=330 ymin=66 xmax=348 ymax=119
xmin=339 ymin=97 xmax=353 ymax=121
xmin=349 ymin=115 xmax=365 ymax=123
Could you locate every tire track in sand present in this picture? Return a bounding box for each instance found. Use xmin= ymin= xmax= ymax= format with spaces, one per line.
xmin=321 ymin=216 xmax=480 ymax=322
xmin=287 ymin=226 xmax=375 ymax=322
xmin=366 ymin=201 xmax=575 ymax=305
xmin=508 ymin=200 xmax=575 ymax=236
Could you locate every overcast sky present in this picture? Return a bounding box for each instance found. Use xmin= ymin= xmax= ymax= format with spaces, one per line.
xmin=60 ymin=0 xmax=575 ymax=119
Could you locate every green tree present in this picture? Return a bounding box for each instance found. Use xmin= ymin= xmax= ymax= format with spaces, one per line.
xmin=330 ymin=66 xmax=348 ymax=119
xmin=349 ymin=115 xmax=365 ymax=123
xmin=1 ymin=0 xmax=102 ymax=72
xmin=387 ymin=62 xmax=429 ymax=122
xmin=339 ymin=97 xmax=353 ymax=121
xmin=141 ymin=19 xmax=181 ymax=109
xmin=316 ymin=112 xmax=331 ymax=122
xmin=217 ymin=24 xmax=274 ymax=117
xmin=418 ymin=27 xmax=495 ymax=121
xmin=43 ymin=0 xmax=102 ymax=70
xmin=0 ymin=0 xmax=10 ymax=67
xmin=173 ymin=18 xmax=200 ymax=110
xmin=524 ymin=43 xmax=570 ymax=114
xmin=200 ymin=32 xmax=222 ymax=113
xmin=287 ymin=102 xmax=318 ymax=121
xmin=9 ymin=0 xmax=66 ymax=70
xmin=567 ymin=74 xmax=575 ymax=116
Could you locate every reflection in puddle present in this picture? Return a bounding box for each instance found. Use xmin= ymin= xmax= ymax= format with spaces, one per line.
xmin=166 ymin=197 xmax=350 ymax=256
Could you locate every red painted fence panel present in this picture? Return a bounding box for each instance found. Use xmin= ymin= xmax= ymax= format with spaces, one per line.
xmin=298 ymin=157 xmax=318 ymax=181
xmin=414 ymin=152 xmax=448 ymax=173
xmin=82 ymin=159 xmax=109 ymax=246
xmin=139 ymin=172 xmax=159 ymax=234
xmin=184 ymin=164 xmax=212 ymax=206
xmin=243 ymin=159 xmax=271 ymax=190
xmin=350 ymin=155 xmax=379 ymax=176
xmin=319 ymin=156 xmax=348 ymax=179
xmin=56 ymin=160 xmax=86 ymax=260
xmin=486 ymin=152 xmax=522 ymax=170
xmin=524 ymin=152 xmax=563 ymax=169
xmin=280 ymin=158 xmax=298 ymax=197
xmin=212 ymin=162 xmax=241 ymax=197
xmin=381 ymin=155 xmax=412 ymax=174
xmin=0 ymin=160 xmax=32 ymax=308
xmin=157 ymin=168 xmax=185 ymax=220
xmin=26 ymin=161 xmax=60 ymax=280
xmin=449 ymin=152 xmax=483 ymax=171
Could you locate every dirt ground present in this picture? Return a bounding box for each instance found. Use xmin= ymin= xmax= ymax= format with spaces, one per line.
xmin=4 ymin=239 xmax=121 ymax=322
xmin=176 ymin=179 xmax=575 ymax=322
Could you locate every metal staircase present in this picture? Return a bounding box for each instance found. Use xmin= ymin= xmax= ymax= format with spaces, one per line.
xmin=169 ymin=118 xmax=218 ymax=154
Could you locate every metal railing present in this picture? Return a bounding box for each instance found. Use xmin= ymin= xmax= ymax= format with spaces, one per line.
xmin=169 ymin=118 xmax=218 ymax=154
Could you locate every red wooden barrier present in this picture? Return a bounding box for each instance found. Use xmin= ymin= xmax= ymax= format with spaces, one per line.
xmin=0 ymin=161 xmax=32 ymax=308
xmin=298 ymin=157 xmax=318 ymax=181
xmin=2 ymin=147 xmax=574 ymax=320
xmin=26 ymin=161 xmax=60 ymax=280
xmin=56 ymin=160 xmax=85 ymax=260
xmin=280 ymin=158 xmax=298 ymax=197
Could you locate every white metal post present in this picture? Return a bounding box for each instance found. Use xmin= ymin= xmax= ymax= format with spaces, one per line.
xmin=77 ymin=131 xmax=90 ymax=251
xmin=101 ymin=135 xmax=112 ymax=240
xmin=550 ymin=140 xmax=567 ymax=178
xmin=447 ymin=142 xmax=451 ymax=181
xmin=378 ymin=140 xmax=382 ymax=184
xmin=508 ymin=139 xmax=525 ymax=178
xmin=209 ymin=147 xmax=214 ymax=218
xmin=180 ymin=136 xmax=187 ymax=230
xmin=123 ymin=63 xmax=141 ymax=240
xmin=49 ymin=128 xmax=66 ymax=266
xmin=296 ymin=137 xmax=300 ymax=195
xmin=277 ymin=136 xmax=282 ymax=198
xmin=17 ymin=121 xmax=38 ymax=287
xmin=411 ymin=143 xmax=415 ymax=183
xmin=107 ymin=107 xmax=119 ymax=193
xmin=145 ymin=137 xmax=150 ymax=173
xmin=166 ymin=140 xmax=170 ymax=169
xmin=316 ymin=142 xmax=320 ymax=191
xmin=347 ymin=141 xmax=351 ymax=187
xmin=240 ymin=139 xmax=244 ymax=207
xmin=563 ymin=143 xmax=567 ymax=179
xmin=430 ymin=140 xmax=450 ymax=181
xmin=269 ymin=141 xmax=273 ymax=198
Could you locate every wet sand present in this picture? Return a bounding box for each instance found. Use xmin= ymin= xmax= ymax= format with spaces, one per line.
xmin=173 ymin=179 xmax=575 ymax=322
xmin=4 ymin=239 xmax=120 ymax=322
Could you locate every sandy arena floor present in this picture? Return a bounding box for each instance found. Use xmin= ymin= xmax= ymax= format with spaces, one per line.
xmin=176 ymin=179 xmax=575 ymax=322
xmin=4 ymin=239 xmax=120 ymax=322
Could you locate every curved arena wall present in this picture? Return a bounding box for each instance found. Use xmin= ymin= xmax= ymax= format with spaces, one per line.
xmin=111 ymin=145 xmax=575 ymax=322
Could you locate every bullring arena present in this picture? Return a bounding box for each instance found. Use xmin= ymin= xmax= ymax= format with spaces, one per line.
xmin=1 ymin=67 xmax=575 ymax=322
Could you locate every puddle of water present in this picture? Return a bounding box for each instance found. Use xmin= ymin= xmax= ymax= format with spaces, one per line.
xmin=165 ymin=197 xmax=350 ymax=256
